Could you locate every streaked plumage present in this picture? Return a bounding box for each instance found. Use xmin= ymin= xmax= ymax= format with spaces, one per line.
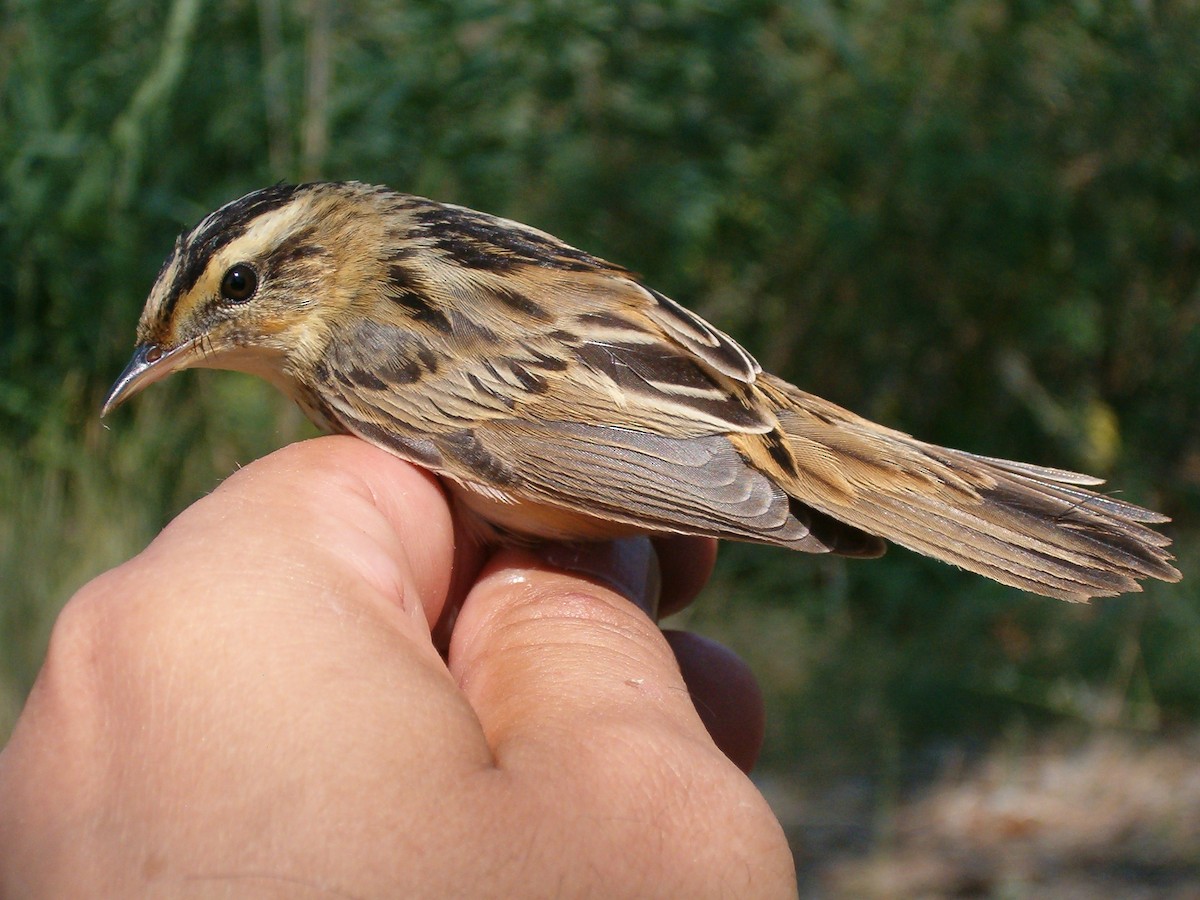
xmin=103 ymin=181 xmax=1181 ymax=601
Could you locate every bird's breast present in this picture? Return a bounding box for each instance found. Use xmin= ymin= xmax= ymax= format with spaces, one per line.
xmin=447 ymin=478 xmax=648 ymax=544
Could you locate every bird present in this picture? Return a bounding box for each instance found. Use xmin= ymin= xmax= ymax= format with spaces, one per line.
xmin=102 ymin=180 xmax=1181 ymax=601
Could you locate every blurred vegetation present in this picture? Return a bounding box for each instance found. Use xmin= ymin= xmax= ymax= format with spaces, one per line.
xmin=3 ymin=0 xmax=1199 ymax=792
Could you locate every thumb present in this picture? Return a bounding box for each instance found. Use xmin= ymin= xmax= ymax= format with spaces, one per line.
xmin=443 ymin=539 xmax=791 ymax=890
xmin=448 ymin=536 xmax=771 ymax=783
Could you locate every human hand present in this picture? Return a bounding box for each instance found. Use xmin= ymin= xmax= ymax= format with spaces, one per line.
xmin=0 ymin=436 xmax=795 ymax=897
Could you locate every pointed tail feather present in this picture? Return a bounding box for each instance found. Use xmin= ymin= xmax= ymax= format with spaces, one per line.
xmin=756 ymin=375 xmax=1181 ymax=601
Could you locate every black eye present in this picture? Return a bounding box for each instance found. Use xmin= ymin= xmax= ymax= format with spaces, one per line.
xmin=220 ymin=264 xmax=258 ymax=302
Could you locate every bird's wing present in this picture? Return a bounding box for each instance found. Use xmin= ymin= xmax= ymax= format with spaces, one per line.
xmin=311 ymin=241 xmax=881 ymax=553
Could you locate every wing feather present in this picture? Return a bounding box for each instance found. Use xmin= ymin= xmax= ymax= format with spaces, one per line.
xmin=458 ymin=420 xmax=867 ymax=552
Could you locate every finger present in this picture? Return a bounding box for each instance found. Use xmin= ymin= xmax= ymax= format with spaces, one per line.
xmin=56 ymin=435 xmax=494 ymax=779
xmin=47 ymin=436 xmax=490 ymax=740
xmin=443 ymin=542 xmax=791 ymax=891
xmin=534 ymin=539 xmax=661 ymax=618
xmin=513 ymin=538 xmax=754 ymax=769
xmin=120 ymin=435 xmax=494 ymax=748
xmin=663 ymin=630 xmax=765 ymax=773
xmin=498 ymin=535 xmax=717 ymax=624
xmin=0 ymin=436 xmax=508 ymax=888
xmin=161 ymin=435 xmax=482 ymax=631
xmin=449 ymin=542 xmax=731 ymax=777
xmin=653 ymin=535 xmax=719 ymax=618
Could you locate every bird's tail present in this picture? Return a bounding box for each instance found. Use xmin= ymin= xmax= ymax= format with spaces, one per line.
xmin=734 ymin=374 xmax=1181 ymax=601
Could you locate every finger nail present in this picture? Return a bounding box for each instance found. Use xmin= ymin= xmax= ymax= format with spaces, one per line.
xmin=535 ymin=538 xmax=661 ymax=619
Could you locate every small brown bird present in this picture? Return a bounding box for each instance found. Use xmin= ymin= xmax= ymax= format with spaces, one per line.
xmin=103 ymin=181 xmax=1180 ymax=601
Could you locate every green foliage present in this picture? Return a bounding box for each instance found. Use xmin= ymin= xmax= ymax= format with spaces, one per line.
xmin=3 ymin=0 xmax=1199 ymax=765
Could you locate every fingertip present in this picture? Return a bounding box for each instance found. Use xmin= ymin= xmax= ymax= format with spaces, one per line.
xmin=533 ymin=539 xmax=660 ymax=618
xmin=655 ymin=536 xmax=719 ymax=618
xmin=447 ymin=547 xmax=693 ymax=759
xmin=164 ymin=436 xmax=469 ymax=632
xmin=663 ymin=631 xmax=765 ymax=773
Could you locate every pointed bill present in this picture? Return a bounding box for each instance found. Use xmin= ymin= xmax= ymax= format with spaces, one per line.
xmin=101 ymin=341 xmax=201 ymax=416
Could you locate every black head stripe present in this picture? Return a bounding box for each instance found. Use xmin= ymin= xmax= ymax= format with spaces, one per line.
xmin=409 ymin=203 xmax=619 ymax=274
xmin=163 ymin=183 xmax=309 ymax=318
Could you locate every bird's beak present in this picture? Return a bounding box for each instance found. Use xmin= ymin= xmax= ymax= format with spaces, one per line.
xmin=101 ymin=340 xmax=200 ymax=416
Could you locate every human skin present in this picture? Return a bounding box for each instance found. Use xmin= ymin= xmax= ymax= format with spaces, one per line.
xmin=0 ymin=436 xmax=796 ymax=897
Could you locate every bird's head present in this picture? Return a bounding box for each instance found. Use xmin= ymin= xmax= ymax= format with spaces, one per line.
xmin=102 ymin=181 xmax=388 ymax=415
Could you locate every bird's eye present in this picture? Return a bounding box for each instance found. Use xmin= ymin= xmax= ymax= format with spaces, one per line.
xmin=220 ymin=264 xmax=258 ymax=302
